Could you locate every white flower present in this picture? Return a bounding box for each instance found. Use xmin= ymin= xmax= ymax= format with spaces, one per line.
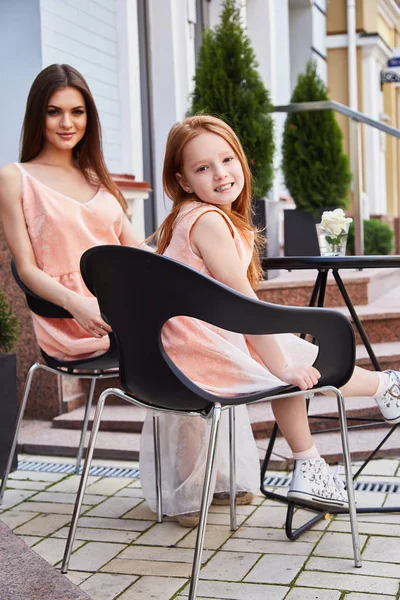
xmin=320 ymin=209 xmax=352 ymax=237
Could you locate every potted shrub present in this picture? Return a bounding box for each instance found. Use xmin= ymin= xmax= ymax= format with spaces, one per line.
xmin=189 ymin=0 xmax=276 ymax=259
xmin=282 ymin=60 xmax=352 ymax=255
xmin=347 ymin=219 xmax=394 ymax=255
xmin=0 ymin=287 xmax=18 ymax=476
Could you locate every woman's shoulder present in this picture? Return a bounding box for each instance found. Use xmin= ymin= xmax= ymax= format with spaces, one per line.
xmin=0 ymin=162 xmax=20 ymax=183
xmin=0 ymin=164 xmax=23 ymax=201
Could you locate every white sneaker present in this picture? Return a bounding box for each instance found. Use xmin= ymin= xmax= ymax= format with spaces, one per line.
xmin=374 ymin=370 xmax=400 ymax=424
xmin=287 ymin=458 xmax=348 ymax=509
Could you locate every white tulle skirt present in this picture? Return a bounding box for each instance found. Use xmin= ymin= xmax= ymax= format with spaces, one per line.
xmin=139 ymin=331 xmax=318 ymax=517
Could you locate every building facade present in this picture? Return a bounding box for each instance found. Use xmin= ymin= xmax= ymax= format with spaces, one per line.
xmin=327 ymin=0 xmax=400 ymax=220
xmin=0 ymin=0 xmax=328 ymax=238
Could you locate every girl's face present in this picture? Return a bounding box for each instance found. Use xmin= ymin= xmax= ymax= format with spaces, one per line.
xmin=176 ymin=131 xmax=244 ymax=209
xmin=43 ymin=86 xmax=87 ymax=152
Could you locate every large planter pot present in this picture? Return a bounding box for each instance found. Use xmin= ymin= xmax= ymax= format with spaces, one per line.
xmin=284 ymin=207 xmax=337 ymax=256
xmin=0 ymin=353 xmax=18 ymax=476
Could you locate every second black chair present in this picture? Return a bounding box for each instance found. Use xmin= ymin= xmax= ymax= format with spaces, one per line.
xmin=0 ymin=259 xmax=119 ymax=506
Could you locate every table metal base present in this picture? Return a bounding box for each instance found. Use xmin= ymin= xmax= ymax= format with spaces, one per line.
xmin=260 ymin=264 xmax=400 ymax=539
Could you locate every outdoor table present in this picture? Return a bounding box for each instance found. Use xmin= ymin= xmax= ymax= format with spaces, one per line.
xmin=260 ymin=255 xmax=400 ymax=539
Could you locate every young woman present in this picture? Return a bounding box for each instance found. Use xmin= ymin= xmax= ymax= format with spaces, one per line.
xmin=140 ymin=114 xmax=400 ymax=526
xmin=0 ymin=64 xmax=148 ymax=361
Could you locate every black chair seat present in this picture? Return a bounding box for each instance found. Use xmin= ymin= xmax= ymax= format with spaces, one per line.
xmin=40 ymin=335 xmax=119 ymax=371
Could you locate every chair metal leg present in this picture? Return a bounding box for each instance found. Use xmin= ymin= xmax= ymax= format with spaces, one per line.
xmin=229 ymin=407 xmax=237 ymax=531
xmin=336 ymin=389 xmax=362 ymax=568
xmin=0 ymin=363 xmax=40 ymax=505
xmin=75 ymin=377 xmax=97 ymax=473
xmin=153 ymin=412 xmax=163 ymax=523
xmin=188 ymin=404 xmax=222 ymax=600
xmin=61 ymin=390 xmax=108 ymax=574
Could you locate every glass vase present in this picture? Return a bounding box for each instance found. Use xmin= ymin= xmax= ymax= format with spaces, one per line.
xmin=315 ymin=223 xmax=349 ymax=257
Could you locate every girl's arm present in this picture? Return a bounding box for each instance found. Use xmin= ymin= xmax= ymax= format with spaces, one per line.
xmin=191 ymin=211 xmax=320 ymax=391
xmin=119 ymin=215 xmax=155 ymax=251
xmin=0 ymin=164 xmax=111 ymax=337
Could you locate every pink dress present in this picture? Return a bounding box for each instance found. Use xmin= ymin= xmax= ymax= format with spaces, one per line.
xmin=140 ymin=201 xmax=317 ymax=516
xmin=15 ymin=162 xmax=124 ymax=361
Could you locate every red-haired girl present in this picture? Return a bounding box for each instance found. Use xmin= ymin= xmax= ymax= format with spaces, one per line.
xmin=140 ymin=115 xmax=400 ymax=527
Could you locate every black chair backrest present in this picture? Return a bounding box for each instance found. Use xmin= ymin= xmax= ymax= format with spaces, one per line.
xmin=11 ymin=259 xmax=72 ymax=318
xmin=80 ymin=246 xmax=355 ymax=413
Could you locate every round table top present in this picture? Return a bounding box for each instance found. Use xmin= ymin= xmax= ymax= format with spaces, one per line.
xmin=262 ymin=255 xmax=400 ymax=270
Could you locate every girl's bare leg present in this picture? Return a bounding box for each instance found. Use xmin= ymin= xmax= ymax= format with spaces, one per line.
xmin=341 ymin=365 xmax=380 ymax=397
xmin=271 ymin=366 xmax=381 ymax=454
xmin=271 ymin=395 xmax=314 ymax=453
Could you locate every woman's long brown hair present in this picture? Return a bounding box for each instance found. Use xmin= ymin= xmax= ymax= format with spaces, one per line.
xmin=20 ymin=64 xmax=127 ymax=211
xmin=156 ymin=115 xmax=264 ymax=288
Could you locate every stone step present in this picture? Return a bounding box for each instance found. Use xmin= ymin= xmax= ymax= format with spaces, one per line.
xmin=52 ymin=395 xmax=383 ymax=442
xmin=256 ymin=424 xmax=400 ymax=469
xmin=333 ymin=282 xmax=400 ymax=344
xmin=19 ymin=419 xmax=141 ymax=461
xmin=248 ymin=395 xmax=381 ymax=440
xmin=258 ymin=266 xmax=400 ymax=307
xmin=53 ymin=404 xmax=146 ymax=433
xmin=19 ymin=418 xmax=399 ymax=472
xmin=356 ymin=340 xmax=400 ymax=371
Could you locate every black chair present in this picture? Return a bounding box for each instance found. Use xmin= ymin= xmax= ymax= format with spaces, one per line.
xmin=0 ymin=260 xmax=119 ymax=505
xmin=61 ymin=245 xmax=361 ymax=599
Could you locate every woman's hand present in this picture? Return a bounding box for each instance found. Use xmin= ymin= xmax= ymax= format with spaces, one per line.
xmin=279 ymin=364 xmax=321 ymax=391
xmin=67 ymin=295 xmax=112 ymax=338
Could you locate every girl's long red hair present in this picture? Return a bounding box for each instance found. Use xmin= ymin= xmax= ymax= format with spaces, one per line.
xmin=20 ymin=64 xmax=127 ymax=211
xmin=156 ymin=115 xmax=263 ymax=288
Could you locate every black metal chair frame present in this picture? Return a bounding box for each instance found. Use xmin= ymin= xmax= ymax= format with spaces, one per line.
xmin=0 ymin=260 xmax=119 ymax=505
xmin=59 ymin=246 xmax=362 ymax=600
xmin=260 ymin=255 xmax=400 ymax=541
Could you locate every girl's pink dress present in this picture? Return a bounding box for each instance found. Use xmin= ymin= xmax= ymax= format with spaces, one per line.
xmin=15 ymin=162 xmax=124 ymax=361
xmin=140 ymin=201 xmax=317 ymax=516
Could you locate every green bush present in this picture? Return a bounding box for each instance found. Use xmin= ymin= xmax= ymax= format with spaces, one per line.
xmin=347 ymin=220 xmax=394 ymax=255
xmin=189 ymin=0 xmax=275 ymax=199
xmin=0 ymin=288 xmax=18 ymax=353
xmin=282 ymin=60 xmax=351 ymax=214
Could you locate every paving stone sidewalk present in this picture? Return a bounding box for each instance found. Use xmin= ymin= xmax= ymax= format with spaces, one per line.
xmin=1 ymin=454 xmax=400 ymax=600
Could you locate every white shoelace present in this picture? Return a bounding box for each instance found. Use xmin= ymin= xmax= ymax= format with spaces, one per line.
xmin=328 ymin=465 xmax=346 ymax=492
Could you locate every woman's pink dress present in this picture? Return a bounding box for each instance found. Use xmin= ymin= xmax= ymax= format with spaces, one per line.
xmin=140 ymin=201 xmax=317 ymax=516
xmin=15 ymin=162 xmax=124 ymax=361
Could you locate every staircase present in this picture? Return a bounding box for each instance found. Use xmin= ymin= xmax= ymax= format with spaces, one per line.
xmin=19 ymin=266 xmax=400 ymax=469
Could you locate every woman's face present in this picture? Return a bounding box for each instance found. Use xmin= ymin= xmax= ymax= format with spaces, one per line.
xmin=43 ymin=86 xmax=87 ymax=152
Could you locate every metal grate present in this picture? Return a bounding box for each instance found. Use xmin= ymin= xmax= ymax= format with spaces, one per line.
xmin=17 ymin=460 xmax=140 ymax=479
xmin=263 ymin=475 xmax=400 ymax=494
xmin=15 ymin=461 xmax=399 ymax=492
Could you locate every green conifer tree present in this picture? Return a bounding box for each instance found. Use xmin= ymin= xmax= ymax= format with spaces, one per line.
xmin=0 ymin=288 xmax=18 ymax=353
xmin=190 ymin=0 xmax=274 ymax=199
xmin=282 ymin=60 xmax=351 ymax=214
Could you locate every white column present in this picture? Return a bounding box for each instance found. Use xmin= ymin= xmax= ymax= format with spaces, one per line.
xmin=247 ymin=0 xmax=291 ymax=203
xmin=289 ymin=0 xmax=327 ymax=87
xmin=116 ymin=0 xmax=143 ymax=179
xmin=362 ymin=43 xmax=388 ymax=215
xmin=147 ymin=0 xmax=197 ymax=225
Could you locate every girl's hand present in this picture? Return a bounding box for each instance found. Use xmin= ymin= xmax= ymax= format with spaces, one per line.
xmin=279 ymin=364 xmax=321 ymax=391
xmin=67 ymin=295 xmax=112 ymax=338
